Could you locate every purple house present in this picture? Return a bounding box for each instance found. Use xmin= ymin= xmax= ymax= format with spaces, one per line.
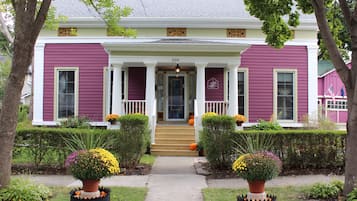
xmin=318 ymin=61 xmax=348 ymax=124
xmin=32 ymin=0 xmax=318 ymax=154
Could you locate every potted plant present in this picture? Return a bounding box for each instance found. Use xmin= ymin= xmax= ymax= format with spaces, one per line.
xmin=233 ymin=114 xmax=246 ymax=126
xmin=65 ymin=148 xmax=120 ymax=200
xmin=105 ymin=114 xmax=120 ymax=125
xmin=232 ymin=151 xmax=281 ymax=200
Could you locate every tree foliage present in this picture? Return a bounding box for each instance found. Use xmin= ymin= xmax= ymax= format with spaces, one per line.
xmin=0 ymin=0 xmax=135 ymax=189
xmin=243 ymin=0 xmax=357 ymax=196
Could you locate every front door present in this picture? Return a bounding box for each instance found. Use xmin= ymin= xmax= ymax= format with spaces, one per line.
xmin=167 ymin=75 xmax=185 ymax=120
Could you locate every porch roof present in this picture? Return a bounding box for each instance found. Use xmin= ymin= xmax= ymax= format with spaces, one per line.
xmin=102 ymin=38 xmax=250 ymax=53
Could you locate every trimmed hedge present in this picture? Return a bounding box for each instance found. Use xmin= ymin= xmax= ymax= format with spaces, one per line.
xmin=15 ymin=127 xmax=116 ymax=167
xmin=233 ymin=130 xmax=345 ymax=170
xmin=201 ymin=115 xmax=236 ymax=168
xmin=115 ymin=114 xmax=150 ymax=168
xmin=201 ymin=119 xmax=346 ymax=171
xmin=14 ymin=114 xmax=150 ymax=169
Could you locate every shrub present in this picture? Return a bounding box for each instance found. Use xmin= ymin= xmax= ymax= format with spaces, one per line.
xmin=250 ymin=120 xmax=283 ymax=130
xmin=232 ymin=151 xmax=282 ymax=181
xmin=15 ymin=127 xmax=115 ymax=167
xmin=233 ymin=133 xmax=274 ymax=155
xmin=347 ymin=187 xmax=357 ymax=201
xmin=307 ymin=181 xmax=343 ymax=199
xmin=202 ymin=112 xmax=218 ymax=120
xmin=201 ymin=115 xmax=235 ymax=168
xmin=115 ymin=114 xmax=150 ymax=168
xmin=65 ymin=148 xmax=120 ymax=180
xmin=60 ymin=116 xmax=91 ymax=128
xmin=0 ymin=177 xmax=51 ymax=201
xmin=18 ymin=104 xmax=29 ymax=122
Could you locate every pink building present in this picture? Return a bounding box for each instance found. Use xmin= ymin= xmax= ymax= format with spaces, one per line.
xmin=318 ymin=60 xmax=348 ymax=124
xmin=32 ymin=0 xmax=319 ymax=144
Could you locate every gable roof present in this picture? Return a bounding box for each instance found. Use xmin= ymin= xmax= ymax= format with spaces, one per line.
xmin=318 ymin=60 xmax=335 ymax=77
xmin=52 ymin=0 xmax=316 ymax=29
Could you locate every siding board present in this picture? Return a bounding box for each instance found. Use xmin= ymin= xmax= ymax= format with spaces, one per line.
xmin=43 ymin=44 xmax=108 ymax=121
xmin=241 ymin=45 xmax=308 ymax=122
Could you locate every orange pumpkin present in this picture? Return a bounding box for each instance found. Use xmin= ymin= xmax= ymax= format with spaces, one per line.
xmin=189 ymin=115 xmax=194 ymax=119
xmin=188 ymin=118 xmax=194 ymax=126
xmin=189 ymin=143 xmax=197 ymax=151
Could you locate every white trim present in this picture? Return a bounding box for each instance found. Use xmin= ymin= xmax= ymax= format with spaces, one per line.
xmin=165 ymin=73 xmax=187 ymax=121
xmin=103 ymin=67 xmax=109 ymax=121
xmin=32 ymin=120 xmax=108 ymax=127
xmin=32 ymin=43 xmax=45 ymax=125
xmin=273 ymin=69 xmax=298 ymax=122
xmin=36 ymin=37 xmax=317 ymax=48
xmin=54 ymin=67 xmax=79 ymax=121
xmin=319 ymin=68 xmax=336 ymax=78
xmin=238 ymin=68 xmax=249 ymax=121
xmin=61 ymin=17 xmax=317 ymax=30
xmin=307 ymin=45 xmax=318 ymax=121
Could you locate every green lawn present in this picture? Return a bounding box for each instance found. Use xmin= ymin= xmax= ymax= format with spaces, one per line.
xmin=140 ymin=154 xmax=156 ymax=166
xmin=203 ymin=186 xmax=310 ymax=201
xmin=50 ymin=186 xmax=148 ymax=201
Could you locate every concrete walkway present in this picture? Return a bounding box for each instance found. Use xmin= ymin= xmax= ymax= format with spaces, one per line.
xmin=145 ymin=157 xmax=207 ymax=201
xmin=18 ymin=156 xmax=345 ymax=201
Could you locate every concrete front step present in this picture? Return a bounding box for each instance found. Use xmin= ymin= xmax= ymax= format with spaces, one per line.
xmin=151 ymin=149 xmax=198 ymax=156
xmin=155 ymin=138 xmax=195 ymax=144
xmin=153 ymin=125 xmax=197 ymax=156
xmin=152 ymin=144 xmax=191 ymax=150
xmin=155 ymin=134 xmax=195 ymax=139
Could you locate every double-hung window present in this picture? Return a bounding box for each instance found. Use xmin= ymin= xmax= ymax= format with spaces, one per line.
xmin=55 ymin=68 xmax=78 ymax=120
xmin=238 ymin=69 xmax=248 ymax=118
xmin=274 ymin=69 xmax=297 ymax=121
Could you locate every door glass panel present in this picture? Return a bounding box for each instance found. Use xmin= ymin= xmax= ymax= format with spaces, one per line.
xmin=168 ymin=76 xmax=184 ymax=119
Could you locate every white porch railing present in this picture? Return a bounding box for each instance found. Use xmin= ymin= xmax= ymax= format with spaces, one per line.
xmin=122 ymin=100 xmax=147 ymax=114
xmin=205 ymin=101 xmax=229 ymax=115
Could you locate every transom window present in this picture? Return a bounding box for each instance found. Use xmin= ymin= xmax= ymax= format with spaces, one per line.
xmin=274 ymin=70 xmax=297 ymax=121
xmin=326 ymin=99 xmax=347 ymax=110
xmin=56 ymin=69 xmax=78 ymax=119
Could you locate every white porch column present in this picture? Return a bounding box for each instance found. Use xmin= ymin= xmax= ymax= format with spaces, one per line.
xmin=32 ymin=43 xmax=45 ymax=125
xmin=112 ymin=63 xmax=123 ymax=115
xmin=196 ymin=63 xmax=206 ymax=117
xmin=228 ymin=63 xmax=239 ymax=116
xmin=307 ymin=45 xmax=319 ymax=121
xmin=145 ymin=62 xmax=156 ymax=143
xmin=195 ymin=63 xmax=207 ymax=141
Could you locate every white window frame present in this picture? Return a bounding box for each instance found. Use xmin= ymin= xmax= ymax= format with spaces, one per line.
xmin=273 ymin=69 xmax=298 ymax=122
xmin=54 ymin=67 xmax=79 ymax=121
xmin=326 ymin=99 xmax=347 ymax=111
xmin=238 ymin=68 xmax=249 ymax=121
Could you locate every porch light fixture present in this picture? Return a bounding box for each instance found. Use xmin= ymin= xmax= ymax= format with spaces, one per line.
xmin=176 ymin=64 xmax=181 ymax=73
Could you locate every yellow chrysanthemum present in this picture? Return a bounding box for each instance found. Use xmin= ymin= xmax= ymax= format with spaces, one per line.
xmin=89 ymin=148 xmax=120 ymax=174
xmin=232 ymin=154 xmax=249 ymax=172
xmin=202 ymin=112 xmax=218 ymax=119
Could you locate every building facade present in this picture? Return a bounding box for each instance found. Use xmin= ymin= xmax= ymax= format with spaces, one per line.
xmin=32 ymin=0 xmax=319 ymax=142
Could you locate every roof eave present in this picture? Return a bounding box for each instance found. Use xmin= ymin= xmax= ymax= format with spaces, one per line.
xmin=102 ymin=39 xmax=250 ymax=53
xmin=60 ymin=17 xmax=317 ymax=30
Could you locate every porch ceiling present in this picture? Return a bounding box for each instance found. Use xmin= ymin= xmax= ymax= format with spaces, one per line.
xmin=102 ymin=38 xmax=250 ymax=53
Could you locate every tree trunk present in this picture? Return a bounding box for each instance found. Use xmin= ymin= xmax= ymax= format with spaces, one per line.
xmin=0 ymin=40 xmax=33 ymax=187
